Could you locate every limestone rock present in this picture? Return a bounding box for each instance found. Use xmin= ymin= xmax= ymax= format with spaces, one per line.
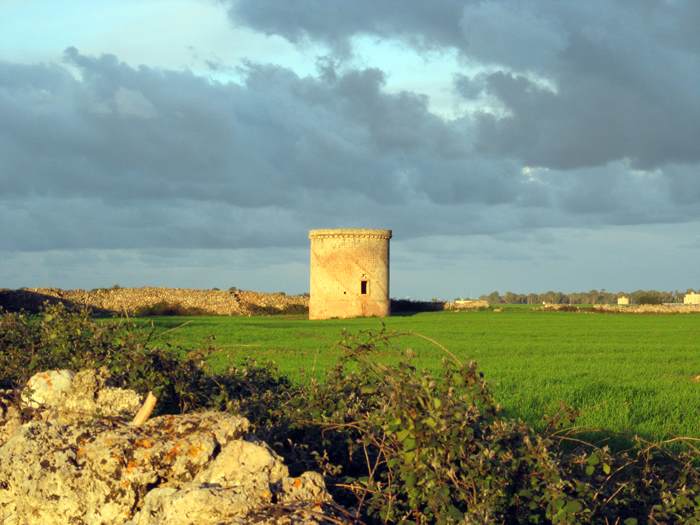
xmin=131 ymin=485 xmax=268 ymax=525
xmin=64 ymin=368 xmax=142 ymax=419
xmin=279 ymin=472 xmax=330 ymax=505
xmin=0 ymin=389 xmax=21 ymax=447
xmin=21 ymin=368 xmax=143 ymax=424
xmin=21 ymin=369 xmax=74 ymax=408
xmin=131 ymin=476 xmax=337 ymax=525
xmin=195 ymin=439 xmax=289 ymax=488
xmin=0 ymin=370 xmax=348 ymax=525
xmin=131 ymin=436 xmax=337 ymax=524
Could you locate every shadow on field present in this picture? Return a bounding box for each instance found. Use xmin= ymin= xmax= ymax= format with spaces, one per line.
xmin=390 ymin=299 xmax=446 ymax=316
xmin=497 ymin=404 xmax=662 ymax=453
xmin=553 ymin=428 xmax=671 ymax=454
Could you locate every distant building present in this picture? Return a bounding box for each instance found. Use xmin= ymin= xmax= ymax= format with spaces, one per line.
xmin=446 ymin=299 xmax=489 ymax=310
xmin=684 ymin=292 xmax=700 ymax=305
xmin=617 ymin=296 xmax=630 ymax=306
xmin=308 ymin=228 xmax=392 ymax=320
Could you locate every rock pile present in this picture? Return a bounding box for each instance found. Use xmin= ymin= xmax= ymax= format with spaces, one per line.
xmin=0 ymin=370 xmax=349 ymax=524
xmin=0 ymin=287 xmax=309 ymax=316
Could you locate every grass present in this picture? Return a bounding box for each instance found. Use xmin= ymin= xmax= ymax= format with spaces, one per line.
xmin=134 ymin=308 xmax=700 ymax=442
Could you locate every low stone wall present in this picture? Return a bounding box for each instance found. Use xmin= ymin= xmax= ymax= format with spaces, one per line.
xmin=0 ymin=287 xmax=309 ymax=316
xmin=444 ymin=299 xmax=490 ymax=311
xmin=594 ymin=304 xmax=700 ymax=314
xmin=539 ymin=303 xmax=700 ymax=314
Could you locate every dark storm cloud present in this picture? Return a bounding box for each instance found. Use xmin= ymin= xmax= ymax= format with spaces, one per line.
xmin=1 ymin=36 xmax=699 ymax=254
xmin=229 ymin=0 xmax=700 ymax=170
xmin=1 ymin=49 xmax=520 ymax=206
xmin=226 ymin=0 xmax=469 ymax=56
xmin=0 ymin=47 xmax=534 ymax=251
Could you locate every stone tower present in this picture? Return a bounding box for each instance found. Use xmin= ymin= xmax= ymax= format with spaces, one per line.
xmin=308 ymin=228 xmax=392 ymax=320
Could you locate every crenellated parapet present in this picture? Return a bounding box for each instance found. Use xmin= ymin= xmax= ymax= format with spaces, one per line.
xmin=309 ymin=229 xmax=392 ymax=240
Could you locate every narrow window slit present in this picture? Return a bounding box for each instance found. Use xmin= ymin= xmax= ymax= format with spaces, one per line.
xmin=360 ymin=280 xmax=368 ymax=295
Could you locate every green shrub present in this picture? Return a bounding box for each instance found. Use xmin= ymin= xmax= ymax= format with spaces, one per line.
xmin=634 ymin=294 xmax=664 ymax=305
xmin=0 ymin=304 xmax=226 ymax=412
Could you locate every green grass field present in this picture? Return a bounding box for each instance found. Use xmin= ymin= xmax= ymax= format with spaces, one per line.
xmin=136 ymin=309 xmax=700 ymax=442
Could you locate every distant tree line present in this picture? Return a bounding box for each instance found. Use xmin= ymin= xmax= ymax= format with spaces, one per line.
xmin=478 ymin=289 xmax=697 ymax=305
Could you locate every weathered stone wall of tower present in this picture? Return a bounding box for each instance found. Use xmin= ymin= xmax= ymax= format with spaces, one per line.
xmin=308 ymin=229 xmax=391 ymax=320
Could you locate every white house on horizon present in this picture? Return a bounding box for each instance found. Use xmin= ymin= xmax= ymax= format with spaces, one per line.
xmin=684 ymin=292 xmax=700 ymax=305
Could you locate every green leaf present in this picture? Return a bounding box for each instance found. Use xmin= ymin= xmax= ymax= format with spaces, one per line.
xmin=446 ymin=505 xmax=463 ymax=521
xmin=387 ymin=417 xmax=402 ymax=431
xmin=423 ymin=417 xmax=437 ymax=428
xmin=404 ymin=472 xmax=416 ymax=488
xmin=564 ymin=500 xmax=582 ymax=514
xmin=403 ymin=436 xmax=417 ymax=451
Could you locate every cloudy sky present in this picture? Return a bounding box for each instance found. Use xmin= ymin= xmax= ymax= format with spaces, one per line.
xmin=1 ymin=0 xmax=699 ymax=298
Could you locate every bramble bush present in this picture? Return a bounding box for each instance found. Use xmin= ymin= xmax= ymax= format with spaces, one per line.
xmin=274 ymin=330 xmax=700 ymax=524
xmin=0 ymin=303 xmax=294 ymax=416
xmin=1 ymin=305 xmax=700 ymax=523
xmin=0 ymin=304 xmax=213 ymax=412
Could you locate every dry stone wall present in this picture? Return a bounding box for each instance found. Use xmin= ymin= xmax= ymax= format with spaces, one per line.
xmin=444 ymin=299 xmax=489 ymax=311
xmin=0 ymin=287 xmax=309 ymax=316
xmin=0 ymin=369 xmax=349 ymax=525
xmin=539 ymin=303 xmax=700 ymax=314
